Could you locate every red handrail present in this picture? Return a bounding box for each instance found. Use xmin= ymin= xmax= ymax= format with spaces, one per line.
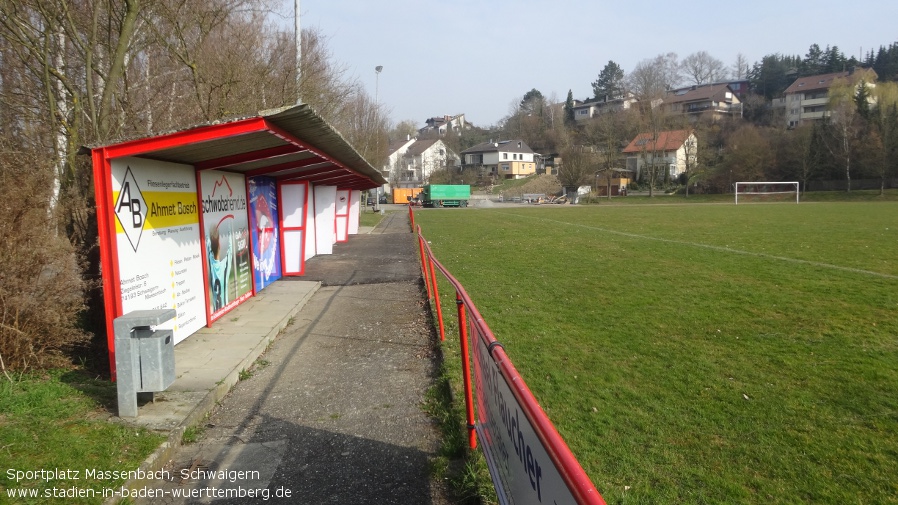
xmin=414 ymin=223 xmax=606 ymax=505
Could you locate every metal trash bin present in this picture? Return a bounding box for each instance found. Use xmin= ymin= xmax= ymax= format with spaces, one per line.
xmin=134 ymin=326 xmax=175 ymax=392
xmin=114 ymin=309 xmax=177 ymax=417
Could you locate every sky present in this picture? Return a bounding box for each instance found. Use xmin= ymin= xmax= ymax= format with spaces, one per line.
xmin=273 ymin=0 xmax=898 ymax=128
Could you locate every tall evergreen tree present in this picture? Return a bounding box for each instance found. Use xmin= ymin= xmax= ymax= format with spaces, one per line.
xmin=822 ymin=45 xmax=847 ymax=73
xmin=750 ymin=54 xmax=799 ymax=99
xmin=520 ymin=88 xmax=545 ymax=115
xmin=855 ymin=80 xmax=872 ymax=119
xmin=804 ymin=44 xmax=823 ymax=75
xmin=563 ymin=90 xmax=576 ymax=127
xmin=591 ymin=60 xmax=625 ymax=100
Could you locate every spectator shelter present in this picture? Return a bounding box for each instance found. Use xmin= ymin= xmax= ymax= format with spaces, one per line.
xmin=86 ymin=104 xmax=386 ymax=378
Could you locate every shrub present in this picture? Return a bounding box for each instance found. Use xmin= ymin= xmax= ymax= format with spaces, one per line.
xmin=0 ymin=141 xmax=88 ymax=372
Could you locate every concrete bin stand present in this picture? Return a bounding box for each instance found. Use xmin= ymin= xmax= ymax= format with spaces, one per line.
xmin=114 ymin=309 xmax=177 ymax=417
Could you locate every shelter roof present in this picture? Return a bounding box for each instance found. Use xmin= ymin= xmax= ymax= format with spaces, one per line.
xmin=83 ymin=104 xmax=385 ymax=190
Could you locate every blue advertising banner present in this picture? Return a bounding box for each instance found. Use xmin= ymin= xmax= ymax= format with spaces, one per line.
xmin=249 ymin=176 xmax=282 ymax=291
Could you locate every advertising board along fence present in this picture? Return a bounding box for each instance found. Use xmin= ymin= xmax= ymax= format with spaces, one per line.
xmin=415 ymin=219 xmax=605 ymax=505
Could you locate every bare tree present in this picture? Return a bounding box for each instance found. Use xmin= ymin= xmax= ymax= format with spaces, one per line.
xmin=732 ymin=53 xmax=750 ymax=80
xmin=557 ymin=145 xmax=598 ymax=198
xmin=823 ymin=70 xmax=876 ymax=191
xmin=681 ymin=51 xmax=728 ymax=86
xmin=627 ymin=54 xmax=678 ymax=196
xmin=869 ymin=82 xmax=898 ymax=195
xmin=628 ymin=53 xmax=681 ymax=99
xmin=0 ymin=0 xmax=389 ymax=372
xmin=582 ymin=110 xmax=637 ymax=198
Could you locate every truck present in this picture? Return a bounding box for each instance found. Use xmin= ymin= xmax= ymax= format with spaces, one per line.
xmin=420 ymin=184 xmax=471 ymax=208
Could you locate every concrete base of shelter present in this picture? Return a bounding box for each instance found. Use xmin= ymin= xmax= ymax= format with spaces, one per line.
xmin=106 ymin=279 xmax=319 ymax=503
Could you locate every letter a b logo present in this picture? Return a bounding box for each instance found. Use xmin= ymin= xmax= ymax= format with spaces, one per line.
xmin=114 ymin=167 xmax=147 ymax=252
xmin=117 ymin=182 xmax=144 ymax=228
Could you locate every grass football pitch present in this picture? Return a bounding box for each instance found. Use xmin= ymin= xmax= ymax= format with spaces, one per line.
xmin=414 ymin=200 xmax=898 ymax=504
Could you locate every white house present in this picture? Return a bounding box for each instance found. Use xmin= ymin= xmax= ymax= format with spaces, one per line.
xmin=418 ymin=114 xmax=469 ymax=136
xmin=572 ymin=93 xmax=638 ymax=122
xmin=621 ymin=130 xmax=696 ymax=181
xmin=460 ymin=140 xmax=537 ymax=180
xmin=382 ymin=138 xmax=460 ymax=189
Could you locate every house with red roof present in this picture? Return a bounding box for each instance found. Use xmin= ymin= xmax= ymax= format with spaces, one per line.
xmin=622 ymin=130 xmax=696 ymax=182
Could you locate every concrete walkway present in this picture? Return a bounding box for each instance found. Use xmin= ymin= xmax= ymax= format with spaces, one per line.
xmin=115 ymin=211 xmax=451 ymax=504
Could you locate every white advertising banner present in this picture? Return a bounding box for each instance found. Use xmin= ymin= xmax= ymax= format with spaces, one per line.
xmin=348 ymin=190 xmax=360 ymax=235
xmin=279 ymin=181 xmax=308 ymax=275
xmin=200 ymin=171 xmax=253 ymax=322
xmin=335 ymin=189 xmax=350 ymax=242
xmin=473 ymin=333 xmax=578 ymax=505
xmin=110 ymin=157 xmax=206 ymax=344
xmin=314 ymin=185 xmax=336 ymax=254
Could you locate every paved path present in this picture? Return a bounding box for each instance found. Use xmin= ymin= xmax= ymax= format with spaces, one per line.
xmin=136 ymin=212 xmax=452 ymax=504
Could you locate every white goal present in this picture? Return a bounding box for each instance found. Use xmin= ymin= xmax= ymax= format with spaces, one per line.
xmin=734 ymin=181 xmax=799 ymax=204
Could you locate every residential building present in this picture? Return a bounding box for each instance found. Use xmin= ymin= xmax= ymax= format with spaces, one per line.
xmin=572 ymin=93 xmax=638 ymax=122
xmin=664 ymin=83 xmax=743 ymax=121
xmin=622 ymin=130 xmax=696 ymax=181
xmin=461 ymin=140 xmax=537 ymax=180
xmin=725 ymin=79 xmax=750 ymax=99
xmin=381 ymin=137 xmax=416 ymax=188
xmin=782 ymin=68 xmax=877 ymax=128
xmin=418 ymin=114 xmax=469 ymax=136
xmin=382 ymin=138 xmax=460 ymax=189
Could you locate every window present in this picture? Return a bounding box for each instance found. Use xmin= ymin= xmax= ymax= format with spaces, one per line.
xmin=503 ymin=153 xmax=508 ymax=159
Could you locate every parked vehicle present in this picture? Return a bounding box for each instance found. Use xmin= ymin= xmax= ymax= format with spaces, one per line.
xmin=420 ymin=184 xmax=471 ymax=208
xmin=392 ymin=187 xmax=423 ymax=205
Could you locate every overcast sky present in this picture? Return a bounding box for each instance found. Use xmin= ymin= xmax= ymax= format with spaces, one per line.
xmin=274 ymin=0 xmax=897 ymax=128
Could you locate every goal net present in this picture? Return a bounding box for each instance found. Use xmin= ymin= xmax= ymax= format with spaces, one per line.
xmin=734 ymin=181 xmax=799 ymax=204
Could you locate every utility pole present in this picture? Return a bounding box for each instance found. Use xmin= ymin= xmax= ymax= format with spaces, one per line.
xmin=295 ymin=0 xmax=301 ymax=103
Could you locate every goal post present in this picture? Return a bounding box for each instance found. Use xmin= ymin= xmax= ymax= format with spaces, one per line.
xmin=734 ymin=181 xmax=799 ymax=204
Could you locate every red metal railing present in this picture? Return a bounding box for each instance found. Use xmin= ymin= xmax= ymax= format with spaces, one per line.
xmin=414 ymin=217 xmax=605 ymax=505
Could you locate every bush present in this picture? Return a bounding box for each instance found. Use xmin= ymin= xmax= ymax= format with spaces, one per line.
xmin=0 ymin=142 xmax=88 ymax=372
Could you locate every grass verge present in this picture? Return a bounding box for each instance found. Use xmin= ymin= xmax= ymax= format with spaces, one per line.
xmin=0 ymin=369 xmax=166 ymax=504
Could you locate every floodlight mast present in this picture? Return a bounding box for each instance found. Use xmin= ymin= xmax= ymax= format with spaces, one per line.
xmin=295 ymin=0 xmax=301 ymax=103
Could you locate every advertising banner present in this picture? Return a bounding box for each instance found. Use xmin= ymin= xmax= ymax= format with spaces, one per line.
xmin=110 ymin=157 xmax=206 ymax=344
xmin=473 ymin=331 xmax=579 ymax=505
xmin=335 ymin=189 xmax=350 ymax=242
xmin=279 ymin=181 xmax=309 ymax=276
xmin=249 ymin=176 xmax=281 ymax=291
xmin=313 ymin=186 xmax=336 ymax=255
xmin=200 ymin=171 xmax=253 ymax=322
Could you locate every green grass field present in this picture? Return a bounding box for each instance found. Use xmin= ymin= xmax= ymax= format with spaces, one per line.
xmin=414 ymin=199 xmax=898 ymax=504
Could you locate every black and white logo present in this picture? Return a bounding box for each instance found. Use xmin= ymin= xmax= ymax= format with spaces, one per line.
xmin=114 ymin=166 xmax=147 ymax=252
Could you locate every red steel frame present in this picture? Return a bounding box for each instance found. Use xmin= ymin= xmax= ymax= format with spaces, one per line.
xmin=277 ymin=181 xmax=310 ymax=276
xmin=413 ymin=214 xmax=605 ymax=505
xmin=92 ymin=116 xmax=376 ymax=379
